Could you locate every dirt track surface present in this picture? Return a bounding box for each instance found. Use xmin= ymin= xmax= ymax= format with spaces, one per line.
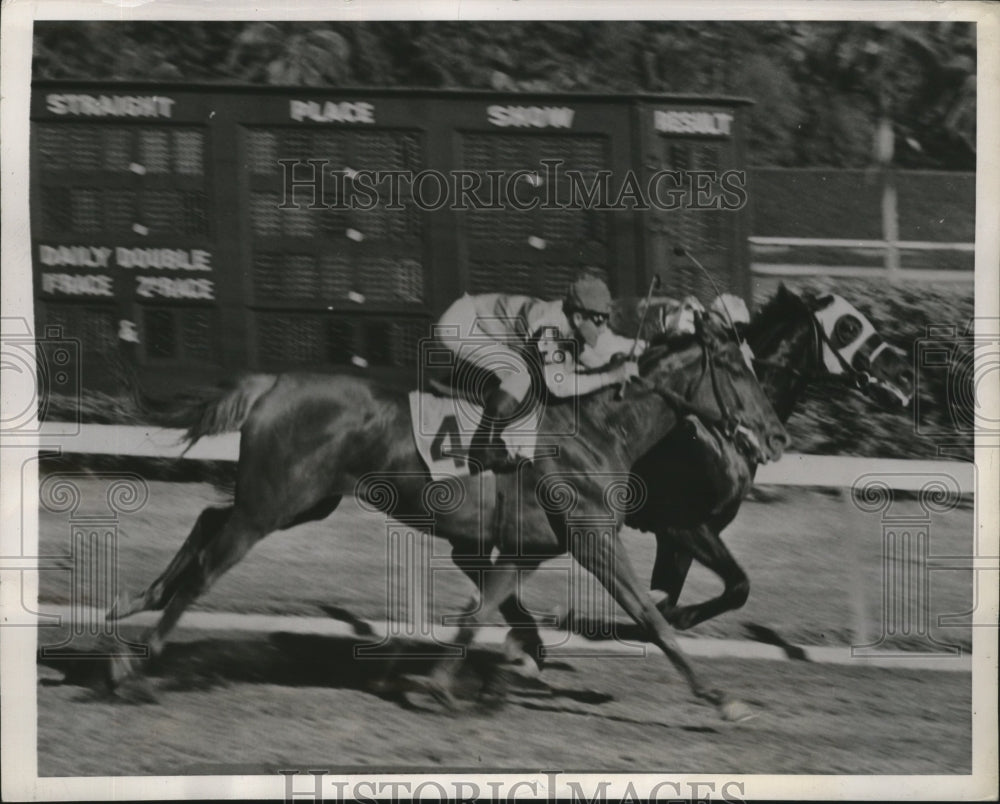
xmin=38 ymin=626 xmax=970 ymax=776
xmin=35 ymin=480 xmax=975 ymax=776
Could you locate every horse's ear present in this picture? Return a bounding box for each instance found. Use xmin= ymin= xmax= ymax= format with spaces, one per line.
xmin=811 ymin=293 xmax=835 ymax=310
xmin=777 ymin=283 xmax=792 ymax=301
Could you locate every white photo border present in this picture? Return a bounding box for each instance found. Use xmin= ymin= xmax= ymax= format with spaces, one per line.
xmin=2 ymin=1 xmax=997 ymax=801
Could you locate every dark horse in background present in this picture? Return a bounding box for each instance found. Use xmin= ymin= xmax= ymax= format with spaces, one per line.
xmin=108 ymin=313 xmax=787 ymax=720
xmin=627 ymin=286 xmax=913 ymax=632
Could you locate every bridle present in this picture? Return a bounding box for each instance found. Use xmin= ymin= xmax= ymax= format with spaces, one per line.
xmin=635 ymin=316 xmax=758 ymax=453
xmin=752 ymin=300 xmax=877 ymax=393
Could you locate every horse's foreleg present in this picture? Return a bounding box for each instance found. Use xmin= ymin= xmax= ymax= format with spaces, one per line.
xmin=107 ymin=505 xmax=232 ymax=620
xmin=562 ymin=518 xmax=750 ymax=720
xmin=650 ymin=528 xmax=695 ymax=607
xmin=661 ymin=524 xmax=749 ymax=632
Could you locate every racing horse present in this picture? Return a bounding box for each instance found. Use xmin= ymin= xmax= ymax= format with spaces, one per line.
xmin=497 ymin=286 xmax=912 ymax=668
xmin=629 ymin=286 xmax=913 ymax=631
xmin=107 ymin=313 xmax=788 ymax=720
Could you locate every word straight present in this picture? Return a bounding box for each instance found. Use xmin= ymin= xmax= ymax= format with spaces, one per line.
xmin=46 ymin=94 xmax=175 ymax=118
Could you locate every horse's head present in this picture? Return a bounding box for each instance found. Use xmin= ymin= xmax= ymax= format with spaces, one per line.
xmin=750 ymin=285 xmax=913 ymax=411
xmin=640 ymin=319 xmax=789 ymax=464
xmin=807 ymin=291 xmax=914 ymax=409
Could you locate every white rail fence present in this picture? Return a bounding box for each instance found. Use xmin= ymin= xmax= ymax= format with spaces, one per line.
xmin=34 ymin=422 xmax=975 ymax=494
xmin=749 ymin=235 xmax=975 ymax=283
xmin=748 ymin=167 xmax=974 ymax=283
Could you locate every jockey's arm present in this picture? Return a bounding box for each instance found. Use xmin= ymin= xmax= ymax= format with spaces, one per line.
xmin=604 ymin=331 xmax=647 ymax=355
xmin=579 ymin=331 xmax=646 ymax=369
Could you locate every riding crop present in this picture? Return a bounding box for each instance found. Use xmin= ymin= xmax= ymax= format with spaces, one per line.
xmin=616 ymin=274 xmax=662 ymax=399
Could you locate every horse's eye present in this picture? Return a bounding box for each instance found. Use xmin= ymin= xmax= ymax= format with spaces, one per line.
xmin=832 ymin=315 xmax=862 ymax=348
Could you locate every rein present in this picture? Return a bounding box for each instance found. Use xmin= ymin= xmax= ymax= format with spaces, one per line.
xmin=636 ymin=324 xmax=742 ymax=437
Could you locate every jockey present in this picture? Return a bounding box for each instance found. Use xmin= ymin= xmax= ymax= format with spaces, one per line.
xmin=436 ymin=275 xmax=640 ymax=472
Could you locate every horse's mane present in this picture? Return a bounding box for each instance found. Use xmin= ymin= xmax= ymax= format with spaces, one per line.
xmin=637 ymin=331 xmax=699 ymax=372
xmin=749 ymin=285 xmax=811 ymax=325
xmin=638 ymin=310 xmax=746 ymax=376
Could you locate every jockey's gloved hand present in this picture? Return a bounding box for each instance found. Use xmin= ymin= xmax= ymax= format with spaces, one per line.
xmin=608 ymin=352 xmax=627 ymax=367
xmin=610 ymin=361 xmax=640 ymax=384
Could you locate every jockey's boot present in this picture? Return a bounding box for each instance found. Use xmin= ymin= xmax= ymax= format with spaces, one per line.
xmin=468 ymin=389 xmax=521 ymax=474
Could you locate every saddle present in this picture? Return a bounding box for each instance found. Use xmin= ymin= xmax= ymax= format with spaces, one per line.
xmin=419 ymin=357 xmax=499 ymax=407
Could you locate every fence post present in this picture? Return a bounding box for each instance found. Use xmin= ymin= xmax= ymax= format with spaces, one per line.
xmin=875 ymin=114 xmax=901 ymax=283
xmin=881 ymin=166 xmax=901 ymax=282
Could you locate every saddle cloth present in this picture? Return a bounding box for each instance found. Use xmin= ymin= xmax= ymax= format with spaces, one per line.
xmin=408 ymin=391 xmax=541 ymax=480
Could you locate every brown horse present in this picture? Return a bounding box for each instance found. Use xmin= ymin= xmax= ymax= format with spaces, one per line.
xmin=107 ymin=316 xmax=787 ymax=720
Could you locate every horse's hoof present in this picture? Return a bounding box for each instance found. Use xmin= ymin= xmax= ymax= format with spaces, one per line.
xmin=425 ymin=680 xmax=459 ymax=710
xmin=658 ymin=602 xmax=684 ymax=627
xmin=505 ymin=653 xmax=543 ymax=681
xmin=718 ymin=698 xmax=756 ymax=722
xmin=477 ymin=668 xmax=511 ymax=708
xmin=663 ymin=604 xmax=696 ymax=631
xmin=105 ymin=653 xmax=158 ymax=703
xmin=502 ymin=633 xmax=544 ymax=677
xmin=114 ymin=675 xmax=158 ymax=704
xmin=107 ymin=652 xmax=141 ymax=689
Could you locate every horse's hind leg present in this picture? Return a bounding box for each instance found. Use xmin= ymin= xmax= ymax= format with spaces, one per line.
xmin=108 ymin=494 xmax=343 ymax=623
xmin=108 ymin=505 xmax=269 ymax=686
xmin=498 ymin=596 xmax=546 ymax=675
xmin=425 ymin=555 xmax=534 ymax=705
xmin=451 ymin=550 xmax=545 ymax=675
xmin=107 ymin=505 xmax=231 ymax=620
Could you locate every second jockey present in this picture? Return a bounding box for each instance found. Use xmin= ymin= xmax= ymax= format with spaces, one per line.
xmin=436 ymin=275 xmax=640 ymax=472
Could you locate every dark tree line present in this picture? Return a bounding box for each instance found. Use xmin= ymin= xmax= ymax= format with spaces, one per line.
xmin=33 ymin=21 xmax=975 ymax=169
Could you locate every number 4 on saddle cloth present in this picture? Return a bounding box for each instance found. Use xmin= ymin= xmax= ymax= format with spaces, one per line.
xmin=410 ymin=343 xmax=574 ymax=481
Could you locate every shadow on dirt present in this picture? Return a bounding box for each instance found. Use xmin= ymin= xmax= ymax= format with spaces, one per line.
xmin=37 ymin=626 xmax=618 ymax=715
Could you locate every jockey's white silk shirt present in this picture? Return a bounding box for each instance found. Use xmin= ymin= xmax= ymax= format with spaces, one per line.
xmin=459 ymin=292 xmax=674 ymax=397
xmin=467 ymin=293 xmax=573 ymax=342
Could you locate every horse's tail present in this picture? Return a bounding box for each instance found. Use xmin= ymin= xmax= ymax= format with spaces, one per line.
xmin=176 ymin=374 xmax=279 ymax=450
xmin=111 ymin=353 xmax=279 ymax=451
